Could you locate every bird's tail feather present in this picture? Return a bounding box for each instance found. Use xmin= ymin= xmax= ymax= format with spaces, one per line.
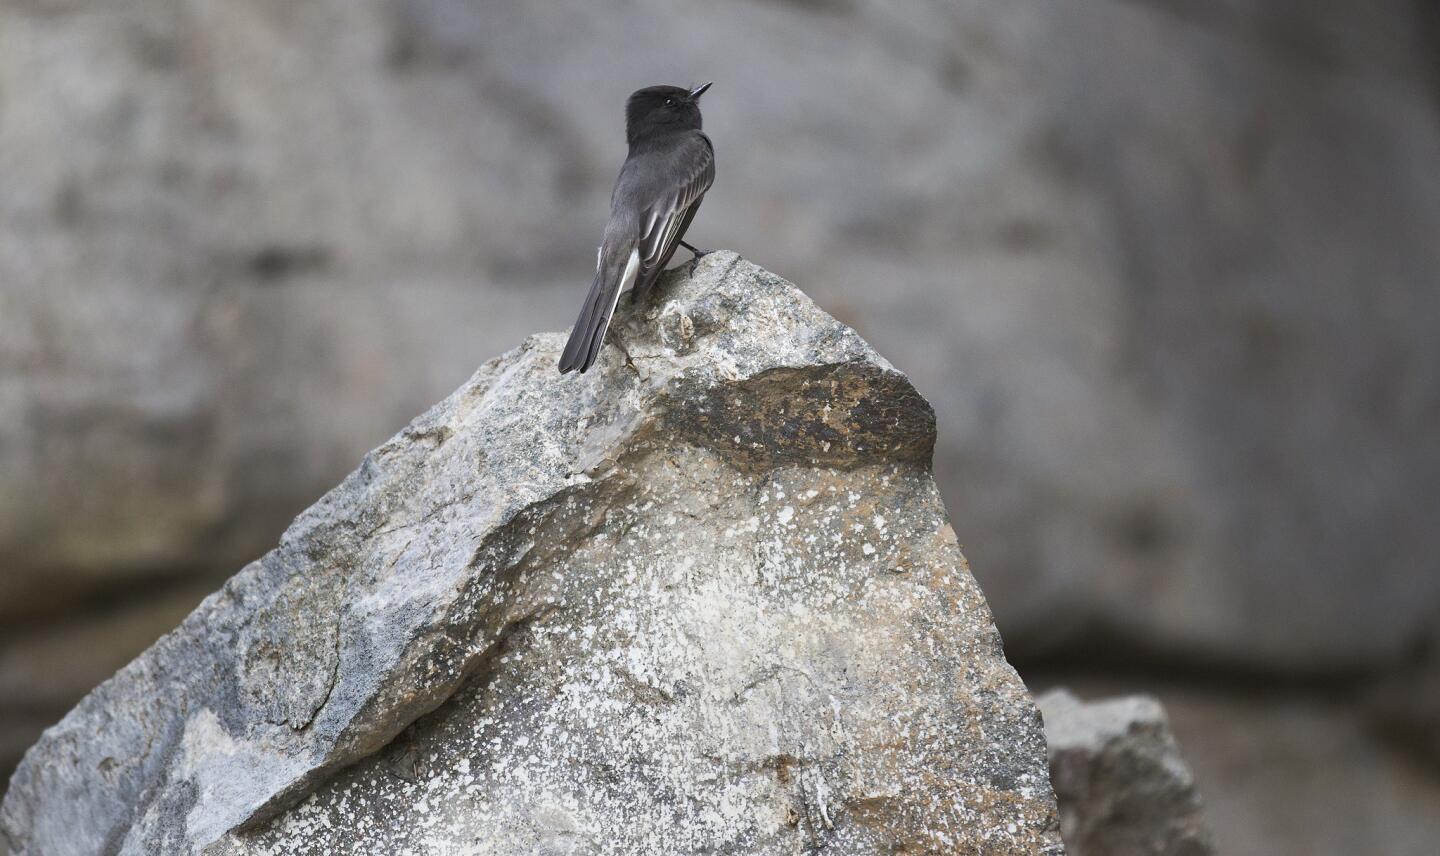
xmin=558 ymin=241 xmax=639 ymax=374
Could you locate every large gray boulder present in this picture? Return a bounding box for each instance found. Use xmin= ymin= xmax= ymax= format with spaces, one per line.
xmin=1039 ymin=688 xmax=1213 ymax=856
xmin=0 ymin=254 xmax=1062 ymax=855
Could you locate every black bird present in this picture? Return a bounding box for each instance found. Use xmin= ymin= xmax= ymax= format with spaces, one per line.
xmin=559 ymin=83 xmax=715 ymax=374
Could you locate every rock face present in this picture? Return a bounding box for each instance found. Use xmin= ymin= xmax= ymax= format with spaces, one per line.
xmin=1039 ymin=688 xmax=1213 ymax=856
xmin=0 ymin=254 xmax=1062 ymax=855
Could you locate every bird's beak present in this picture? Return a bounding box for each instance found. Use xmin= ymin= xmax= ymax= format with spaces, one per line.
xmin=689 ymin=82 xmax=712 ymax=100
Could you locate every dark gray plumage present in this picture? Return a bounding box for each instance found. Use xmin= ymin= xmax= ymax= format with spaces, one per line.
xmin=559 ymin=83 xmax=715 ymax=374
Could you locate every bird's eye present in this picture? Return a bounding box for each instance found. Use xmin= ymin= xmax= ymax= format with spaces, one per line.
xmin=664 ymin=98 xmax=674 ymax=106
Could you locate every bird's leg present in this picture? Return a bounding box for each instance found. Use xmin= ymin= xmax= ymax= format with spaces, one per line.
xmin=679 ymin=239 xmax=711 ymax=258
xmin=608 ymin=330 xmax=643 ymax=378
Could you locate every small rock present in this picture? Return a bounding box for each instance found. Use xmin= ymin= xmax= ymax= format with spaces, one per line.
xmin=1039 ymin=688 xmax=1214 ymax=856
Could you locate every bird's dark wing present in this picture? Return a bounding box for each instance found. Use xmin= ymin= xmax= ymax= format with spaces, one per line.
xmin=558 ymin=130 xmax=713 ymax=375
xmin=629 ymin=131 xmax=714 ymax=304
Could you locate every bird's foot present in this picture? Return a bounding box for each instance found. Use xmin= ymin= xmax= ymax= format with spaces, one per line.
xmin=609 ymin=333 xmax=643 ymax=378
xmin=679 ymin=240 xmax=712 ymax=258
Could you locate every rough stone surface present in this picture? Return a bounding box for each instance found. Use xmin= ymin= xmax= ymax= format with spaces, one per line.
xmin=0 ymin=254 xmax=1062 ymax=855
xmin=1039 ymin=688 xmax=1213 ymax=856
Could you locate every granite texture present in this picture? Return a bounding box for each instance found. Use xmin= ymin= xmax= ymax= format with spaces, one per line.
xmin=1 ymin=255 xmax=1062 ymax=855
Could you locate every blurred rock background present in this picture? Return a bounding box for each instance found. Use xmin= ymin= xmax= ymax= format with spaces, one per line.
xmin=2 ymin=1 xmax=1437 ymax=851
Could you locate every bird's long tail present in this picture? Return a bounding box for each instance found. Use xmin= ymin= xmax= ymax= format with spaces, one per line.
xmin=559 ymin=235 xmax=639 ymax=374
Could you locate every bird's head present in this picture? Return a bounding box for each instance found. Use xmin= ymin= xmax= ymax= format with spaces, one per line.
xmin=626 ymin=83 xmax=711 ymax=145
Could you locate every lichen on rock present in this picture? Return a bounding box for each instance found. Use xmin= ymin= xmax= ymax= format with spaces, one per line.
xmin=1 ymin=253 xmax=1062 ymax=855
